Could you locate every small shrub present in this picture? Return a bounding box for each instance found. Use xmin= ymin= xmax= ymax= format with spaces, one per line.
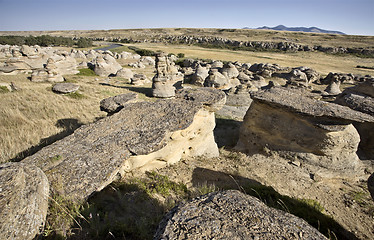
xmin=0 ymin=85 xmax=10 ymax=93
xmin=177 ymin=53 xmax=185 ymax=58
xmin=76 ymin=68 xmax=97 ymax=76
xmin=76 ymin=38 xmax=93 ymax=48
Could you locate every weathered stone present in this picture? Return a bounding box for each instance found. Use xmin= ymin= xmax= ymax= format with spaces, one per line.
xmin=52 ymin=82 xmax=80 ymax=94
xmin=93 ymin=55 xmax=122 ymax=77
xmin=210 ymin=60 xmax=223 ymax=69
xmin=217 ymin=85 xmax=253 ymax=120
xmin=221 ymin=62 xmax=239 ymax=79
xmin=100 ymin=92 xmax=138 ymax=114
xmin=322 ymin=79 xmax=341 ymax=96
xmin=236 ymin=87 xmax=374 ymax=172
xmin=154 ymin=190 xmax=327 ymax=240
xmin=116 ymin=68 xmax=134 ymax=79
xmin=0 ymin=162 xmax=49 ymax=240
xmin=204 ymin=68 xmax=229 ymax=89
xmin=191 ymin=64 xmax=209 ymax=86
xmin=251 ymin=75 xmax=267 ymax=88
xmin=152 ymin=52 xmax=179 ymax=98
xmin=176 ymin=87 xmax=226 ymax=112
xmin=286 ymin=69 xmax=309 ymax=87
xmin=131 ymin=73 xmax=150 ymax=86
xmin=23 ymin=90 xmax=224 ymax=203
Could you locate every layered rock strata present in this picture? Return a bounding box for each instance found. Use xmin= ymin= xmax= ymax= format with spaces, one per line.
xmin=236 ymin=87 xmax=374 ymax=172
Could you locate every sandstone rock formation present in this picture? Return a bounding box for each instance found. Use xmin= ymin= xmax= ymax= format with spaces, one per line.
xmin=152 ymin=52 xmax=179 ymax=98
xmin=217 ymin=85 xmax=253 ymax=120
xmin=236 ymin=87 xmax=374 ymax=173
xmin=0 ymin=162 xmax=49 ymax=240
xmin=322 ymin=72 xmax=355 ymax=85
xmin=154 ymin=190 xmax=327 ymax=240
xmin=116 ymin=68 xmax=134 ymax=79
xmin=335 ymin=79 xmax=374 ymax=158
xmin=204 ymin=68 xmax=229 ymax=89
xmin=31 ymin=58 xmax=64 ymax=82
xmin=100 ymin=92 xmax=138 ymax=114
xmin=93 ymin=55 xmax=122 ymax=77
xmin=22 ymin=88 xmax=225 ymax=203
xmin=52 ymin=82 xmax=80 ymax=94
xmin=322 ymin=78 xmax=341 ymax=96
xmin=131 ymin=73 xmax=150 ymax=86
xmin=191 ymin=64 xmax=209 ymax=86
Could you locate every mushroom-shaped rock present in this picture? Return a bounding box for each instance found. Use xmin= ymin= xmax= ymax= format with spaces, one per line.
xmin=0 ymin=162 xmax=49 ymax=240
xmin=100 ymin=92 xmax=138 ymax=114
xmin=152 ymin=52 xmax=179 ymax=98
xmin=154 ymin=190 xmax=327 ymax=240
xmin=236 ymin=87 xmax=374 ymax=173
xmin=322 ymin=79 xmax=341 ymax=96
xmin=52 ymin=82 xmax=80 ymax=94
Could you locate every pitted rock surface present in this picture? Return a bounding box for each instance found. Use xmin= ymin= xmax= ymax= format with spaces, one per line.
xmin=176 ymin=87 xmax=226 ymax=112
xmin=154 ymin=190 xmax=327 ymax=240
xmin=0 ymin=162 xmax=49 ymax=240
xmin=22 ymin=97 xmax=219 ymax=203
xmin=251 ymin=87 xmax=374 ymax=123
xmin=100 ymin=92 xmax=138 ymax=114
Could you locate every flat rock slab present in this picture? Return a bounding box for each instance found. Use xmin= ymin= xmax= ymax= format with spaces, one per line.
xmin=154 ymin=190 xmax=327 ymax=240
xmin=176 ymin=87 xmax=226 ymax=112
xmin=52 ymin=82 xmax=80 ymax=94
xmin=0 ymin=162 xmax=49 ymax=240
xmin=251 ymin=87 xmax=374 ymax=124
xmin=22 ymin=88 xmax=225 ymax=203
xmin=100 ymin=92 xmax=138 ymax=114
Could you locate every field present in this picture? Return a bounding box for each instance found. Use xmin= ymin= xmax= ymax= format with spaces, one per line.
xmin=1 ymin=28 xmax=374 ymax=239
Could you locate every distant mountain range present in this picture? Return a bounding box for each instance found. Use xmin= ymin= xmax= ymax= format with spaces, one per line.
xmin=243 ymin=25 xmax=345 ymax=35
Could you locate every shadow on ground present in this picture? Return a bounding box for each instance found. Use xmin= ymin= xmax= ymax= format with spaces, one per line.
xmin=99 ymin=82 xmax=153 ymax=97
xmin=11 ymin=118 xmax=83 ymax=162
xmin=191 ymin=167 xmax=359 ymax=240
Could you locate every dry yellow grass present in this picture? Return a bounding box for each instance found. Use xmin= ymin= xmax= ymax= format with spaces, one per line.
xmin=0 ymin=73 xmax=152 ymax=163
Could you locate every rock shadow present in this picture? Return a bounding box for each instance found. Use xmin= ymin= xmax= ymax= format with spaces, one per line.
xmin=11 ymin=118 xmax=83 ymax=162
xmin=67 ymin=182 xmax=166 ymax=240
xmin=99 ymin=82 xmax=153 ymax=97
xmin=214 ymin=117 xmax=241 ymax=148
xmin=191 ymin=167 xmax=359 ymax=240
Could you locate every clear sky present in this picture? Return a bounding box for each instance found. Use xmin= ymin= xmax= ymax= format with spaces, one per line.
xmin=0 ymin=0 xmax=373 ymax=36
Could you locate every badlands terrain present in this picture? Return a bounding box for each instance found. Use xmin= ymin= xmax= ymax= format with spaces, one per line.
xmin=0 ymin=28 xmax=374 ymax=240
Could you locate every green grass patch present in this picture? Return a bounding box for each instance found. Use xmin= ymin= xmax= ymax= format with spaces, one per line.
xmin=106 ymin=45 xmax=134 ymax=53
xmin=66 ymin=92 xmax=85 ymax=99
xmin=0 ymin=85 xmax=10 ymax=93
xmin=76 ymin=68 xmax=97 ymax=76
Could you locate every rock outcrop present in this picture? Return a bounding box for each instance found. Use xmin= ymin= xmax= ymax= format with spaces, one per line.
xmin=22 ymin=88 xmax=225 ymax=203
xmin=0 ymin=162 xmax=49 ymax=240
xmin=100 ymin=92 xmax=138 ymax=114
xmin=191 ymin=64 xmax=209 ymax=86
xmin=116 ymin=68 xmax=134 ymax=79
xmin=152 ymin=52 xmax=179 ymax=98
xmin=335 ymin=79 xmax=374 ymax=158
xmin=217 ymin=85 xmax=253 ymax=120
xmin=154 ymin=190 xmax=327 ymax=240
xmin=204 ymin=68 xmax=229 ymax=89
xmin=236 ymin=87 xmax=374 ymax=173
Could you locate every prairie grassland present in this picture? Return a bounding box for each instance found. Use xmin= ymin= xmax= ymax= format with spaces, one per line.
xmin=0 ymin=73 xmax=152 ymax=163
xmin=127 ymin=43 xmax=374 ymax=76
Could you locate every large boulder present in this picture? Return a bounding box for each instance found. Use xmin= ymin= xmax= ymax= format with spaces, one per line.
xmin=93 ymin=55 xmax=122 ymax=77
xmin=204 ymin=68 xmax=229 ymax=89
xmin=22 ymin=88 xmax=225 ymax=203
xmin=0 ymin=162 xmax=49 ymax=240
xmin=191 ymin=64 xmax=209 ymax=86
xmin=116 ymin=68 xmax=134 ymax=79
xmin=154 ymin=190 xmax=327 ymax=240
xmin=52 ymin=82 xmax=80 ymax=94
xmin=236 ymin=87 xmax=374 ymax=173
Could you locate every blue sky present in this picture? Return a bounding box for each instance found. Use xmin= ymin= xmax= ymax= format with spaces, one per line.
xmin=0 ymin=0 xmax=373 ymax=35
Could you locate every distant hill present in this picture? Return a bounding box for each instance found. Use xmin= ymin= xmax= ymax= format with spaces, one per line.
xmin=243 ymin=25 xmax=345 ymax=35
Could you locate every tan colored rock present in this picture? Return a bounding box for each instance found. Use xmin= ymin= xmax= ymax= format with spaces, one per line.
xmin=94 ymin=55 xmax=122 ymax=77
xmin=236 ymin=88 xmax=374 ymax=173
xmin=0 ymin=162 xmax=49 ymax=240
xmin=191 ymin=64 xmax=209 ymax=86
xmin=152 ymin=52 xmax=179 ymax=98
xmin=204 ymin=68 xmax=229 ymax=89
